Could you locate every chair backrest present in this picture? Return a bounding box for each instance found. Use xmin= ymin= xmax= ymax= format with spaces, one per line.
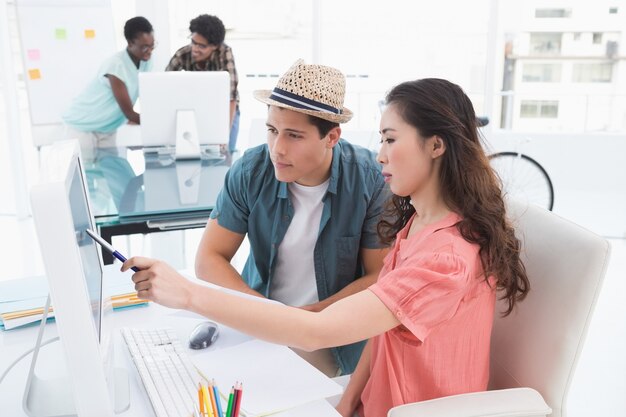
xmin=489 ymin=200 xmax=611 ymax=417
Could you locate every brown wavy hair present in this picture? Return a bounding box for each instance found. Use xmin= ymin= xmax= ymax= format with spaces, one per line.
xmin=377 ymin=79 xmax=529 ymax=315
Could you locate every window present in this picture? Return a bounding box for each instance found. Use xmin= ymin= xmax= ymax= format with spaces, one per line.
xmin=529 ymin=33 xmax=562 ymax=55
xmin=522 ymin=63 xmax=562 ymax=82
xmin=593 ymin=32 xmax=603 ymax=44
xmin=520 ymin=101 xmax=559 ymax=118
xmin=535 ymin=8 xmax=572 ymax=18
xmin=607 ymin=41 xmax=618 ymax=57
xmin=572 ymin=63 xmax=613 ymax=83
xmin=609 ymin=7 xmax=618 ymax=14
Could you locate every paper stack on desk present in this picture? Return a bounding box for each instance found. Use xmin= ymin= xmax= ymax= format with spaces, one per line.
xmin=0 ymin=272 xmax=148 ymax=331
xmin=199 ymin=339 xmax=343 ymax=416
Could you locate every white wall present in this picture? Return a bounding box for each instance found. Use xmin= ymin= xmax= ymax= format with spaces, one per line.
xmin=485 ymin=130 xmax=626 ymax=238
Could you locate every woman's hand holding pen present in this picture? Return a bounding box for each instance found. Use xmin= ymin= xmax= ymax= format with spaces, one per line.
xmin=121 ymin=256 xmax=194 ymax=310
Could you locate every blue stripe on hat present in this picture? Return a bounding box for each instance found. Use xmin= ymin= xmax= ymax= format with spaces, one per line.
xmin=269 ymin=87 xmax=342 ymax=115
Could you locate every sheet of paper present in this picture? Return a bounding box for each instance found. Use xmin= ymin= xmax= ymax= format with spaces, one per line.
xmin=272 ymin=399 xmax=341 ymax=417
xmin=0 ymin=275 xmax=48 ymax=303
xmin=0 ymin=296 xmax=48 ymax=315
xmin=2 ymin=312 xmax=55 ymax=330
xmin=0 ymin=267 xmax=144 ymax=330
xmin=197 ymin=339 xmax=342 ymax=416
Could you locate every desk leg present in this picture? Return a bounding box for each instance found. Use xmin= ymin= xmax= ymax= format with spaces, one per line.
xmin=100 ymin=227 xmax=115 ymax=265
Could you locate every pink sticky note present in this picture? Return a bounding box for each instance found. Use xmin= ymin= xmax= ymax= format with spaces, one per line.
xmin=27 ymin=49 xmax=40 ymax=61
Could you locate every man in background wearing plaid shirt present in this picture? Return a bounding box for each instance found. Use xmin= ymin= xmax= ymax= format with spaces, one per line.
xmin=166 ymin=14 xmax=240 ymax=152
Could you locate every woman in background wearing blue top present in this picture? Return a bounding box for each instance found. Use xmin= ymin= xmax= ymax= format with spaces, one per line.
xmin=62 ymin=16 xmax=155 ymax=159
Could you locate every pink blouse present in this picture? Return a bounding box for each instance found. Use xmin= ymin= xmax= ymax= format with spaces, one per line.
xmin=360 ymin=212 xmax=496 ymax=417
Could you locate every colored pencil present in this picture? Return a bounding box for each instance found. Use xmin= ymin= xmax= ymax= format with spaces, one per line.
xmin=212 ymin=380 xmax=224 ymax=417
xmin=224 ymin=386 xmax=234 ymax=417
xmin=208 ymin=382 xmax=219 ymax=417
xmin=230 ymin=385 xmax=239 ymax=417
xmin=198 ymin=384 xmax=205 ymax=417
xmin=201 ymin=384 xmax=214 ymax=417
xmin=233 ymin=382 xmax=243 ymax=417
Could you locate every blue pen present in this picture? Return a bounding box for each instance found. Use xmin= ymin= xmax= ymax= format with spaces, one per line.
xmin=85 ymin=229 xmax=140 ymax=272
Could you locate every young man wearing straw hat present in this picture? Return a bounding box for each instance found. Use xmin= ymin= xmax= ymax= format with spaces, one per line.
xmin=194 ymin=60 xmax=389 ymax=375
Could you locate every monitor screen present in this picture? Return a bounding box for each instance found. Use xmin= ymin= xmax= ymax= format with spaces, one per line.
xmin=140 ymin=71 xmax=230 ymax=149
xmin=68 ymin=158 xmax=103 ymax=340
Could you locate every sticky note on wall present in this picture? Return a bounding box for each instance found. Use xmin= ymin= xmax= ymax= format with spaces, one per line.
xmin=27 ymin=49 xmax=40 ymax=61
xmin=55 ymin=28 xmax=67 ymax=40
xmin=84 ymin=29 xmax=95 ymax=39
xmin=28 ymin=69 xmax=41 ymax=80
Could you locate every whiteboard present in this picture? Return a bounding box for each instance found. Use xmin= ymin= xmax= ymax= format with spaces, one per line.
xmin=16 ymin=0 xmax=116 ymax=126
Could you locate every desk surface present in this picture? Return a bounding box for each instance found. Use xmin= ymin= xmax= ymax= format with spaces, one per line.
xmin=86 ymin=149 xmax=235 ymax=264
xmin=0 ymin=271 xmax=343 ymax=416
xmin=87 ymin=149 xmax=234 ymax=229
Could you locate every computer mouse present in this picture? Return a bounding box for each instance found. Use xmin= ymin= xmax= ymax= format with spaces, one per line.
xmin=189 ymin=321 xmax=220 ymax=350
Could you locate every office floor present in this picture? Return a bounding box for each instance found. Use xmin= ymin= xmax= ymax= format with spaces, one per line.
xmin=1 ymin=214 xmax=625 ymax=416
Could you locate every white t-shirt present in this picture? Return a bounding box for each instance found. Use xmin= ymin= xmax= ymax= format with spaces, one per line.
xmin=270 ymin=179 xmax=329 ymax=306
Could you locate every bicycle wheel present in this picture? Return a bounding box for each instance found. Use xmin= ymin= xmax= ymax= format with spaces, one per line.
xmin=489 ymin=152 xmax=554 ymax=211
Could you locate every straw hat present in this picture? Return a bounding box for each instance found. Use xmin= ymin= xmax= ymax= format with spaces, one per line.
xmin=253 ymin=59 xmax=353 ymax=123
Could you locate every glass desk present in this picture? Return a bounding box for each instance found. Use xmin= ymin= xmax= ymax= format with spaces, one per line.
xmin=85 ymin=148 xmax=234 ymax=264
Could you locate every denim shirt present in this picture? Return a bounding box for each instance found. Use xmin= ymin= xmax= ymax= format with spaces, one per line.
xmin=210 ymin=139 xmax=389 ymax=373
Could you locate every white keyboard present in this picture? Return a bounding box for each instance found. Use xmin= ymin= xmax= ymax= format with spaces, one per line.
xmin=121 ymin=327 xmax=201 ymax=417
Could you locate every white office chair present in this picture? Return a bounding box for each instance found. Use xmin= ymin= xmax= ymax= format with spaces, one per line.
xmin=388 ymin=200 xmax=611 ymax=417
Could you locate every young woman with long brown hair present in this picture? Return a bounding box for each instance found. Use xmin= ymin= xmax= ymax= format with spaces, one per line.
xmin=123 ymin=78 xmax=529 ymax=417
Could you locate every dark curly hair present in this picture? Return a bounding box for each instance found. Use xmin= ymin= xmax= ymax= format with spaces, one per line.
xmin=377 ymin=79 xmax=530 ymax=316
xmin=123 ymin=16 xmax=153 ymax=41
xmin=190 ymin=14 xmax=225 ymax=45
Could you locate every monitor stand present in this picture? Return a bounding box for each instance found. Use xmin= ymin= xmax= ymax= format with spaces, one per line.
xmin=175 ymin=109 xmax=201 ymax=160
xmin=22 ymin=296 xmax=130 ymax=417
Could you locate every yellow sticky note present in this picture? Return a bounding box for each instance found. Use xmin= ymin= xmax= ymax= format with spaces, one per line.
xmin=28 ymin=69 xmax=41 ymax=80
xmin=84 ymin=29 xmax=95 ymax=39
xmin=55 ymin=28 xmax=67 ymax=40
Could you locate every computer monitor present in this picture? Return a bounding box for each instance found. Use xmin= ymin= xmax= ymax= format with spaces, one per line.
xmin=139 ymin=71 xmax=230 ymax=159
xmin=27 ymin=140 xmax=128 ymax=417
